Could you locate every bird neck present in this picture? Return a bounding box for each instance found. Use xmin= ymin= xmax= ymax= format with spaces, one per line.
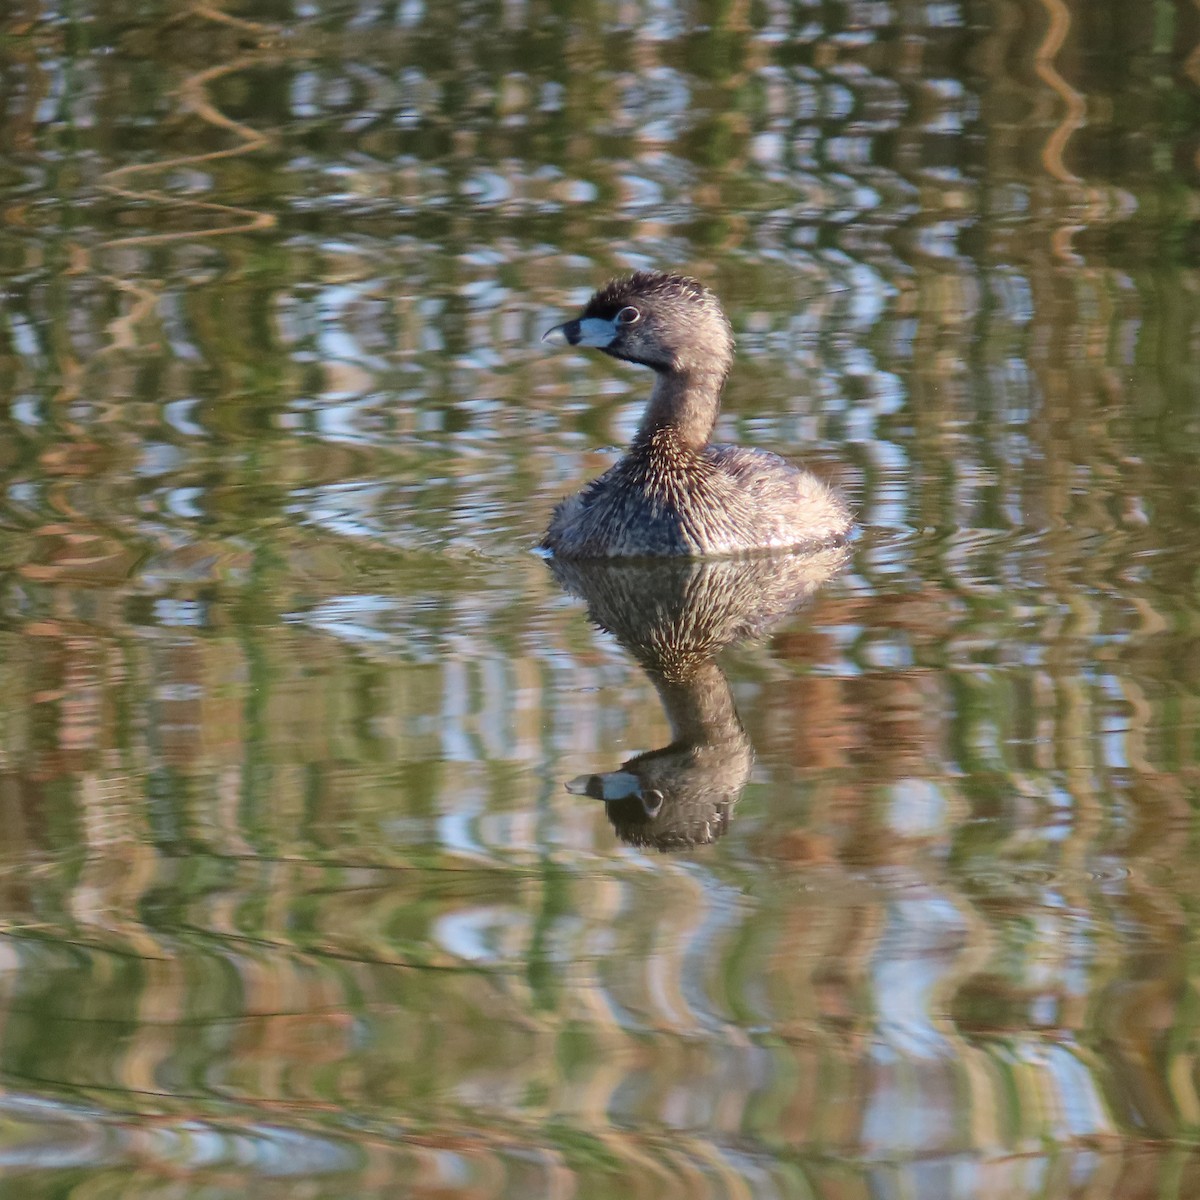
xmin=651 ymin=658 xmax=747 ymax=752
xmin=633 ymin=366 xmax=727 ymax=453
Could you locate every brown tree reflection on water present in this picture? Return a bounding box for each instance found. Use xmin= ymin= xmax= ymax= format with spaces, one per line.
xmin=1 ymin=0 xmax=1200 ymax=1195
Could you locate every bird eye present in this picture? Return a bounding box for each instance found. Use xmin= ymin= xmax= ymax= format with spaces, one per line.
xmin=615 ymin=306 xmax=640 ymax=325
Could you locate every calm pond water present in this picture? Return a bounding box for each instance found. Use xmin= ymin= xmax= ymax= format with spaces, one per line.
xmin=3 ymin=1 xmax=1200 ymax=1197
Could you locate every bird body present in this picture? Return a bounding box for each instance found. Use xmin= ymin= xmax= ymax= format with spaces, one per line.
xmin=541 ymin=271 xmax=852 ymax=558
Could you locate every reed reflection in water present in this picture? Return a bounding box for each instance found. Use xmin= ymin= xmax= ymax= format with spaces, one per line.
xmin=1 ymin=0 xmax=1200 ymax=1196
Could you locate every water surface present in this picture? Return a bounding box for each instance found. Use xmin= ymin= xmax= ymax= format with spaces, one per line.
xmin=3 ymin=1 xmax=1200 ymax=1196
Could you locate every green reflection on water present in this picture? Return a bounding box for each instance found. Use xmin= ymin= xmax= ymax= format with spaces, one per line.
xmin=2 ymin=0 xmax=1200 ymax=1197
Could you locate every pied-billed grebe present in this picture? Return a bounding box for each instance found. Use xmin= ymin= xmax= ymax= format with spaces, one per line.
xmin=540 ymin=270 xmax=852 ymax=558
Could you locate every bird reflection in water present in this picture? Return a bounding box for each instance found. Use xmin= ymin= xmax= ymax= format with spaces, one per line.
xmin=549 ymin=547 xmax=849 ymax=850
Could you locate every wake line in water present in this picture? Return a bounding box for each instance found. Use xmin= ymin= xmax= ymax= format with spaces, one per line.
xmin=83 ymin=3 xmax=287 ymax=361
xmin=96 ymin=4 xmax=282 ymax=253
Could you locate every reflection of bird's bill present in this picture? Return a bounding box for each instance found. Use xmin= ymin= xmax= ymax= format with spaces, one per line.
xmin=541 ymin=317 xmax=618 ymax=348
xmin=566 ymin=770 xmax=640 ymax=801
xmin=566 ymin=771 xmax=664 ymax=816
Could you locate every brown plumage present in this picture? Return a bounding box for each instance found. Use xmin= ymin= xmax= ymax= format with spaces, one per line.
xmin=540 ymin=271 xmax=853 ymax=558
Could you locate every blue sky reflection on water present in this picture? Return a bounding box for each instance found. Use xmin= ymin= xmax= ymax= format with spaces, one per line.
xmin=2 ymin=0 xmax=1200 ymax=1196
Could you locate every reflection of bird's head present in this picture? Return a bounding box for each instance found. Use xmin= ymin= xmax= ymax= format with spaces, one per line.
xmin=542 ymin=271 xmax=734 ymax=376
xmin=568 ymin=736 xmax=750 ymax=852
